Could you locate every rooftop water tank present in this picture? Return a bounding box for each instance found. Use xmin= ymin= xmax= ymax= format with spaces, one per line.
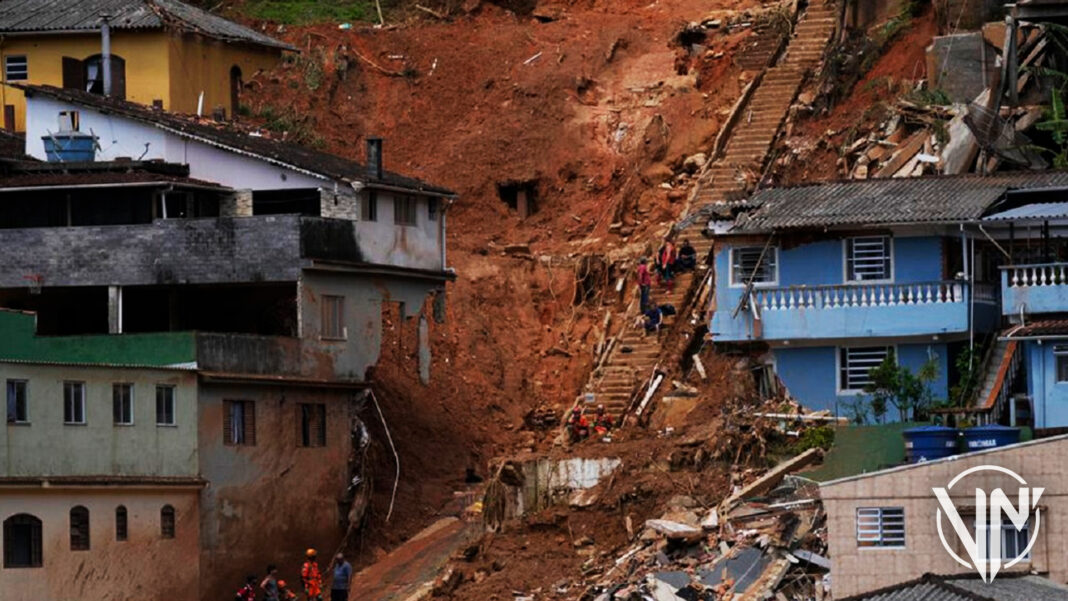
xmin=903 ymin=426 xmax=958 ymax=463
xmin=42 ymin=132 xmax=97 ymax=163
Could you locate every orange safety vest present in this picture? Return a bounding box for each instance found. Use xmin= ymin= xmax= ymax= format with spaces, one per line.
xmin=301 ymin=561 xmax=322 ymax=596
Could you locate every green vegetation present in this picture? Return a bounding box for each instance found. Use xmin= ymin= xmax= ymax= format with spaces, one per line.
xmin=243 ymin=1 xmax=380 ymax=24
xmin=795 ymin=425 xmax=836 ymax=452
xmin=256 ymin=104 xmax=326 ymax=149
xmin=863 ymin=351 xmax=939 ymax=422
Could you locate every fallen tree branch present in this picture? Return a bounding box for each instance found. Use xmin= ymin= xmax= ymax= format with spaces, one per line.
xmin=351 ymin=47 xmax=407 ymax=77
xmin=415 ymin=4 xmax=446 ymax=18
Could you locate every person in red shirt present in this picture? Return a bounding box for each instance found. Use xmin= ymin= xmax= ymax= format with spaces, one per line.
xmin=568 ymin=407 xmax=590 ymax=443
xmin=637 ymin=257 xmax=652 ymax=312
xmin=656 ymin=240 xmax=677 ymax=292
xmin=236 ymin=575 xmax=257 ymax=601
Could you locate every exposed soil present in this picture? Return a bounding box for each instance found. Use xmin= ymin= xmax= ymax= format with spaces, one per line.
xmin=777 ymin=6 xmax=938 ymax=185
xmin=233 ymin=0 xmax=768 ymax=564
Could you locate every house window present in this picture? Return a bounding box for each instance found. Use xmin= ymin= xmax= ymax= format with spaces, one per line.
xmin=113 ymin=383 xmax=133 ymax=425
xmin=1057 ymin=352 xmax=1068 ymax=383
xmin=83 ymin=54 xmax=126 ymax=98
xmin=846 ymin=236 xmax=892 ymax=282
xmin=115 ymin=506 xmax=128 ymax=542
xmin=394 ymin=195 xmax=418 ymax=226
xmin=428 ymin=197 xmax=439 ymax=221
xmin=70 ymin=506 xmax=90 ymax=551
xmin=361 ymin=191 xmax=378 ymax=221
xmin=160 ymin=505 xmax=175 ymax=539
xmin=981 ymin=519 xmax=1031 ymax=561
xmin=730 ymin=246 xmax=778 ymax=286
xmin=3 ymin=514 xmax=42 ymax=568
xmin=63 ymin=381 xmax=86 ymax=424
xmin=839 ymin=346 xmax=892 ymax=392
xmin=156 ymin=385 xmax=176 ymax=426
xmin=856 ymin=507 xmax=905 ymax=547
xmin=4 ymin=55 xmax=27 ymax=81
xmin=322 ymin=295 xmax=346 ymax=340
xmin=300 ymin=403 xmax=327 ymax=447
xmin=6 ymin=379 xmax=27 ymax=423
xmin=224 ymin=400 xmax=256 ymax=446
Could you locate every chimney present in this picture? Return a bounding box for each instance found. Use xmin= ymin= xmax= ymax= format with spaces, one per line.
xmin=101 ymin=14 xmax=112 ymax=96
xmin=366 ymin=137 xmax=383 ymax=180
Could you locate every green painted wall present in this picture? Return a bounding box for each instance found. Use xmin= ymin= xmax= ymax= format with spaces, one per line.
xmin=0 ymin=363 xmax=199 ymax=477
xmin=0 ymin=310 xmax=195 ymax=366
xmin=803 ymin=422 xmax=916 ymax=482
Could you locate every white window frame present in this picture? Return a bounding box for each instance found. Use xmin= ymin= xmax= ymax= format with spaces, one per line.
xmin=837 ymin=346 xmax=894 ymax=394
xmin=112 ymin=383 xmax=134 ymax=426
xmin=63 ymin=381 xmax=86 ymax=425
xmin=3 ymin=55 xmax=27 ymax=82
xmin=729 ymin=246 xmax=780 ymax=288
xmin=856 ymin=507 xmax=906 ymax=548
xmin=978 ymin=518 xmax=1032 ymax=563
xmin=155 ymin=385 xmax=176 ymax=427
xmin=844 ymin=236 xmax=894 ymax=283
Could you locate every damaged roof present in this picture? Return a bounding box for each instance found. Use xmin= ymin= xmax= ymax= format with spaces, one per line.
xmin=0 ymin=0 xmax=295 ymax=50
xmin=735 ymin=172 xmax=1068 ymax=232
xmin=1003 ymin=319 xmax=1068 ymax=338
xmin=0 ymin=158 xmax=229 ymax=189
xmin=17 ymin=84 xmax=457 ymax=196
xmin=843 ymin=574 xmax=1068 ymax=601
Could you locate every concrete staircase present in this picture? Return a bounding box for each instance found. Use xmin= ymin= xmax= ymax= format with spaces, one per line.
xmin=573 ymin=0 xmax=838 ymax=426
xmin=690 ymin=0 xmax=838 ymax=214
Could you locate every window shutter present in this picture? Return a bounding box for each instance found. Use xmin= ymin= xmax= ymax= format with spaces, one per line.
xmin=62 ymin=57 xmax=85 ymax=90
xmin=109 ymin=56 xmax=126 ymax=99
xmin=245 ymin=401 xmax=256 ymax=446
xmin=317 ymin=405 xmax=327 ymax=447
xmin=223 ymin=401 xmax=233 ymax=445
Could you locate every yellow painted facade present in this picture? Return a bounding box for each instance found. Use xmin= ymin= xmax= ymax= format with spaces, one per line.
xmin=0 ymin=30 xmax=282 ymax=131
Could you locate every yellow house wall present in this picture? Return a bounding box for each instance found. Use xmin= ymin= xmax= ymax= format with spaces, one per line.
xmin=167 ymin=33 xmax=282 ymax=117
xmin=0 ymin=31 xmax=170 ymax=132
xmin=0 ymin=30 xmax=283 ymax=131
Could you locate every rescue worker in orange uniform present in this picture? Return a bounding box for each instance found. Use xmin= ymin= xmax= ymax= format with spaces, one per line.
xmin=301 ymin=548 xmax=324 ymax=601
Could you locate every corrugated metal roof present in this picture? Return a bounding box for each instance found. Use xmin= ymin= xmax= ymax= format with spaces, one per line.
xmin=0 ymin=0 xmax=294 ymax=50
xmin=983 ymin=200 xmax=1068 ymax=221
xmin=850 ymin=581 xmax=971 ymax=601
xmin=736 ymin=173 xmax=1068 ymax=232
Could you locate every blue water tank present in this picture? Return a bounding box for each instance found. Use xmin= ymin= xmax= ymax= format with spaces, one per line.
xmin=42 ymin=133 xmax=97 ymax=162
xmin=961 ymin=425 xmax=1021 ymax=452
xmin=903 ymin=426 xmax=959 ymax=463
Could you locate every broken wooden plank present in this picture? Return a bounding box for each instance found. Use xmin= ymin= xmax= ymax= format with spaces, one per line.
xmin=693 ymin=354 xmax=708 ymax=380
xmin=874 ymin=131 xmax=927 ymax=177
xmin=645 ymin=519 xmax=702 ymax=541
xmin=719 ymin=448 xmax=823 ymax=512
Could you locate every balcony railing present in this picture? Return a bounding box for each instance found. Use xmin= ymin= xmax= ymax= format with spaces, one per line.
xmin=1006 ymin=263 xmax=1068 ymax=287
xmin=752 ymin=281 xmax=973 ymax=311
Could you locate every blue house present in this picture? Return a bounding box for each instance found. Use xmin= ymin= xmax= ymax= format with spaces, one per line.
xmin=708 ymin=173 xmax=1068 ymax=424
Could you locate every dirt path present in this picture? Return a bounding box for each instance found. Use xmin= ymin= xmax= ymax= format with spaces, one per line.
xmin=349 ymin=516 xmax=481 ymax=601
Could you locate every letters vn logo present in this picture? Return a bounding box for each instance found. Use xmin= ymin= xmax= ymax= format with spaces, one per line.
xmin=933 ymin=465 xmax=1043 ymax=583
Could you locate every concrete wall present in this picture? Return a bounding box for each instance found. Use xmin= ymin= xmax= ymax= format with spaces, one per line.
xmin=821 ymin=437 xmax=1068 ymax=598
xmin=0 ymin=487 xmax=200 ymax=601
xmin=1001 ymin=266 xmax=1068 ymax=317
xmin=353 ymin=190 xmax=445 ymax=271
xmin=196 ymin=383 xmax=354 ymax=600
xmin=300 ymin=271 xmax=438 ymax=380
xmin=773 ymin=343 xmax=950 ymax=419
xmin=0 ymin=364 xmax=198 ymax=477
xmin=1023 ymin=341 xmax=1068 ymax=430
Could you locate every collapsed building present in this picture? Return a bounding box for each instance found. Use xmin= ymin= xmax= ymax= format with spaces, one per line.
xmin=0 ymin=85 xmax=455 ymax=599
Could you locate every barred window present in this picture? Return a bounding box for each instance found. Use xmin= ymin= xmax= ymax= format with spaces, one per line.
xmin=839 ymin=346 xmax=891 ymax=392
xmin=161 ymin=505 xmax=175 ymax=539
xmin=4 ymin=56 xmax=27 ymax=81
xmin=730 ymin=246 xmax=778 ymax=286
xmin=856 ymin=507 xmax=905 ymax=547
xmin=846 ymin=236 xmax=892 ymax=282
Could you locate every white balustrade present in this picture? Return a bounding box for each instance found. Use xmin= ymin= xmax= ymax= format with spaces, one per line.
xmin=753 ymin=281 xmax=967 ymax=311
xmin=1008 ymin=263 xmax=1068 ymax=287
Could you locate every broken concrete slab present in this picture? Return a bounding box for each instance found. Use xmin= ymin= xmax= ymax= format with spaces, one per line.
xmin=720 ymin=448 xmax=822 ymax=512
xmin=645 ymin=519 xmax=703 ymax=541
xmin=792 ymin=549 xmax=831 ymax=570
xmin=926 ymin=33 xmax=997 ymax=103
xmin=698 ymin=546 xmax=770 ymax=593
